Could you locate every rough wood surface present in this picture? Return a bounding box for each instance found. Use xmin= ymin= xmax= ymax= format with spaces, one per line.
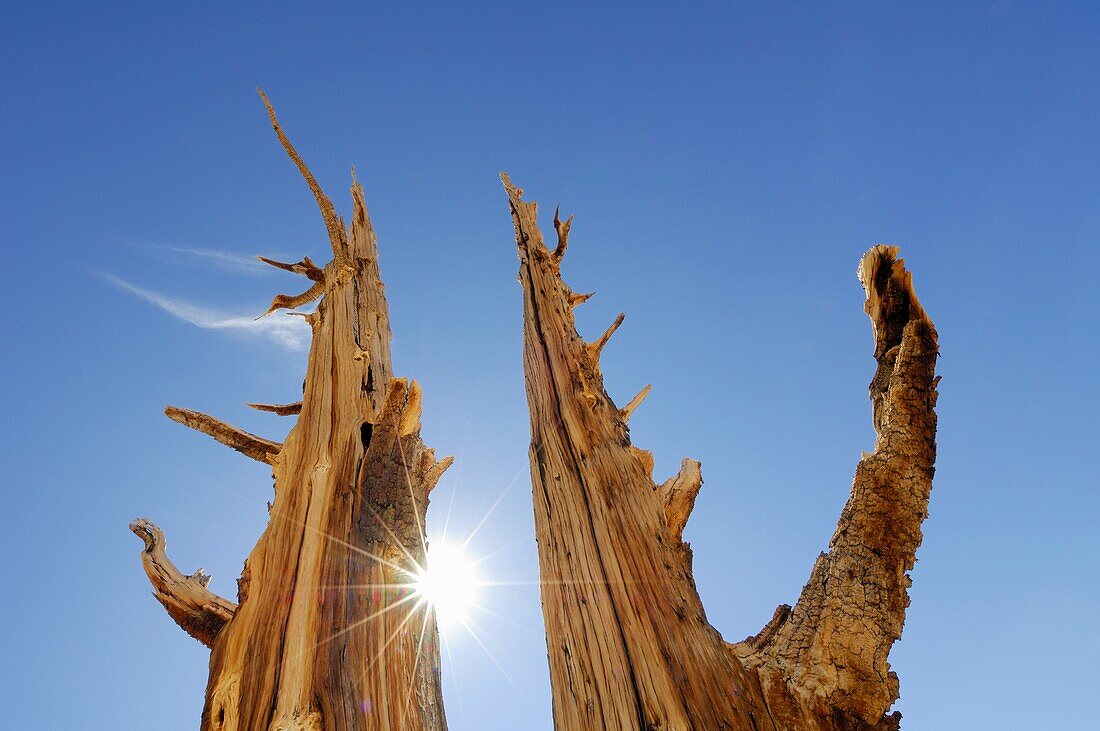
xmin=133 ymin=93 xmax=450 ymax=731
xmin=130 ymin=518 xmax=237 ymax=648
xmin=503 ymin=175 xmax=939 ymax=730
xmin=736 ymin=246 xmax=939 ymax=727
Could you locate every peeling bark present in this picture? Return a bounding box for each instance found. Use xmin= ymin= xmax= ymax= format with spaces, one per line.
xmin=503 ymin=175 xmax=938 ymax=730
xmin=132 ymin=93 xmax=450 ymax=731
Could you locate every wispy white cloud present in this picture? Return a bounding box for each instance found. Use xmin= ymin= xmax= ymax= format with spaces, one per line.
xmin=101 ymin=273 xmax=312 ymax=350
xmin=130 ymin=242 xmax=303 ymax=275
xmin=158 ymin=244 xmax=269 ymax=273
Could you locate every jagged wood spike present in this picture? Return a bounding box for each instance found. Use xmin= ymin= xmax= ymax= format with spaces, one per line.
xmin=286 ymin=311 xmax=316 ymax=324
xmin=552 ymin=205 xmax=573 ymax=262
xmin=257 ymin=255 xmax=324 ymax=282
xmin=588 ymin=312 xmax=624 ymax=357
xmin=630 ymin=446 xmax=655 ymax=479
xmin=130 ymin=518 xmax=236 ymax=648
xmin=164 ymin=406 xmax=282 ymax=464
xmin=739 ymin=604 xmax=793 ymax=654
xmin=258 ymin=280 xmax=324 ymax=318
xmin=569 ymin=290 xmax=595 ymax=308
xmin=657 ymin=457 xmax=702 ymax=543
xmin=425 ymin=455 xmax=455 ymax=491
xmin=246 ymin=401 xmax=303 ymax=416
xmin=257 ymin=89 xmax=348 ymax=260
xmin=501 ymin=172 xmax=546 ymax=256
xmin=619 ymin=384 xmax=652 ymax=422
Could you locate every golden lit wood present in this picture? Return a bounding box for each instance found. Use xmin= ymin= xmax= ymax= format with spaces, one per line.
xmin=503 ymin=174 xmax=938 ymax=730
xmin=132 ymin=93 xmax=450 ymax=731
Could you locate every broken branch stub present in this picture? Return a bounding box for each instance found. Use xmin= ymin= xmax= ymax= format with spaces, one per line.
xmin=130 ymin=518 xmax=236 ymax=648
xmin=164 ymin=406 xmax=282 ymax=465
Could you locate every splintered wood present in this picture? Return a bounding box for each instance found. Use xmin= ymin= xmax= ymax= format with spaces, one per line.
xmin=504 ymin=174 xmax=938 ymax=731
xmin=133 ymin=92 xmax=450 ymax=731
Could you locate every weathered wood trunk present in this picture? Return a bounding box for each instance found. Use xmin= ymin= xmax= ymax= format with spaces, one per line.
xmin=132 ymin=93 xmax=451 ymax=731
xmin=503 ymin=175 xmax=938 ymax=730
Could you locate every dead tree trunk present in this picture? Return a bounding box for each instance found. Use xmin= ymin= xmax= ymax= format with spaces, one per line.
xmin=502 ymin=174 xmax=938 ymax=730
xmin=131 ymin=93 xmax=451 ymax=731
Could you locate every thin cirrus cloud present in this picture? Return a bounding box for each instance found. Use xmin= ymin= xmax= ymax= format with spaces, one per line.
xmin=135 ymin=242 xmax=278 ymax=275
xmin=101 ymin=272 xmax=312 ymax=351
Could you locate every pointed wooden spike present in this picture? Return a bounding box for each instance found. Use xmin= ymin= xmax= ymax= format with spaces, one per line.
xmin=552 ymin=206 xmax=573 ymax=262
xmin=400 ymin=380 xmax=424 ymax=437
xmin=164 ymin=406 xmax=282 ymax=464
xmin=257 ymin=89 xmax=348 ymax=259
xmin=589 ymin=312 xmax=625 ymax=356
xmin=500 ymin=171 xmax=523 ymax=200
xmin=658 ymin=458 xmax=703 ymax=542
xmin=246 ymin=401 xmax=303 ymax=416
xmin=619 ymin=384 xmax=652 ymax=423
xmin=368 ymin=377 xmax=409 ymax=444
xmin=257 ymin=256 xmax=324 ymax=282
xmin=130 ymin=518 xmax=236 ymax=647
xmin=501 ymin=172 xmax=547 ymax=257
xmin=735 ymin=604 xmax=792 ymax=657
xmin=426 ymin=455 xmax=455 ymax=490
xmin=569 ymin=291 xmax=595 ymax=308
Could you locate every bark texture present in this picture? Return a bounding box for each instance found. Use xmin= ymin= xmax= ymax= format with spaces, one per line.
xmin=503 ymin=175 xmax=938 ymax=730
xmin=132 ymin=93 xmax=450 ymax=731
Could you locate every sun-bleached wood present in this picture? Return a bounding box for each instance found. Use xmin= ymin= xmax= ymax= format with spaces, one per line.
xmin=132 ymin=93 xmax=451 ymax=731
xmin=503 ymin=174 xmax=938 ymax=730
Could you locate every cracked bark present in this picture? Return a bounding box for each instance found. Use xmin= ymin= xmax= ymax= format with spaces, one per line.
xmin=503 ymin=175 xmax=938 ymax=730
xmin=131 ymin=92 xmax=450 ymax=731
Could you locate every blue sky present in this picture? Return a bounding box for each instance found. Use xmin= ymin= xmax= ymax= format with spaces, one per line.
xmin=2 ymin=2 xmax=1098 ymax=729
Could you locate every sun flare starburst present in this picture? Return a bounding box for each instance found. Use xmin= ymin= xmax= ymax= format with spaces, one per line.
xmin=411 ymin=543 xmax=480 ymax=629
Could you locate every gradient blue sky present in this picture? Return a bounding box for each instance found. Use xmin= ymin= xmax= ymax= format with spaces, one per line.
xmin=2 ymin=2 xmax=1097 ymax=729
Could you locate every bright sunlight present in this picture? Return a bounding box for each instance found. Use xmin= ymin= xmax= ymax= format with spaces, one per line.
xmin=412 ymin=542 xmax=480 ymax=629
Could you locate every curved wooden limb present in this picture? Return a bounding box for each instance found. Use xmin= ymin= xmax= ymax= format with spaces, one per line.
xmin=259 ymin=280 xmax=324 ymax=318
xmin=257 ymin=89 xmax=348 ymax=260
xmin=742 ymin=245 xmax=939 ymax=725
xmin=130 ymin=518 xmax=236 ymax=648
xmin=165 ymin=406 xmax=282 ymax=464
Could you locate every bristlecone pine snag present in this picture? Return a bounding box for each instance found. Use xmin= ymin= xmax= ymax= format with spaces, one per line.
xmin=132 ymin=92 xmax=452 ymax=730
xmin=502 ymin=174 xmax=938 ymax=731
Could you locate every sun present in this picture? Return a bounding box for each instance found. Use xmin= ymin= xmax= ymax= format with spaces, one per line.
xmin=412 ymin=542 xmax=480 ymax=629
